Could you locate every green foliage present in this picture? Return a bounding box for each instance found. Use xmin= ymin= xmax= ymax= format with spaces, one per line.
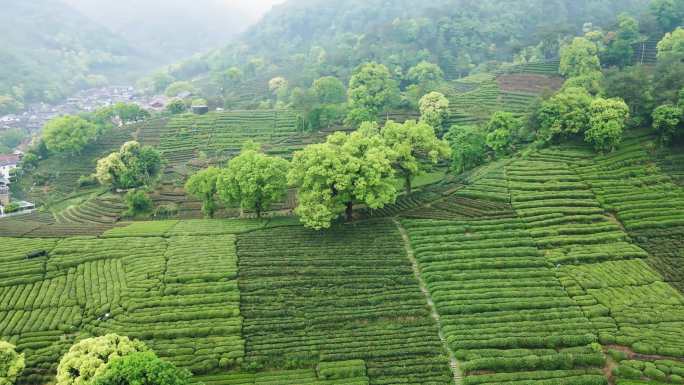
xmin=42 ymin=116 xmax=99 ymax=155
xmin=560 ymin=37 xmax=601 ymax=78
xmin=657 ymin=27 xmax=684 ymax=61
xmin=185 ymin=167 xmax=221 ymax=218
xmin=602 ymin=14 xmax=641 ymax=68
xmin=445 ymin=125 xmax=487 ymax=173
xmin=165 ymin=99 xmax=188 ymax=115
xmin=217 ymin=145 xmax=289 ymax=218
xmin=0 ymin=129 xmax=25 ymax=152
xmin=603 ymin=66 xmax=654 ymax=126
xmin=96 ymin=103 xmax=150 ymax=125
xmin=288 ymin=131 xmax=397 ymax=229
xmin=164 ymin=81 xmax=196 ymax=98
xmin=191 ymin=98 xmax=208 ymax=107
xmin=93 ymin=352 xmax=191 ymax=385
xmin=650 ymin=0 xmax=684 ymax=32
xmin=563 ymin=71 xmax=605 ymax=95
xmin=96 ymin=141 xmax=163 ymax=190
xmin=652 ymin=104 xmax=683 ymax=144
xmin=418 ymin=91 xmax=450 ymax=132
xmin=406 ymin=61 xmax=445 ymax=105
xmin=0 ymin=341 xmax=24 ymax=385
xmin=346 ymin=62 xmax=398 ymax=126
xmin=485 ymin=111 xmax=522 ymax=156
xmin=379 ymin=120 xmax=450 ymax=193
xmin=585 ymin=97 xmax=630 ymax=152
xmin=124 ymin=190 xmax=153 ymax=217
xmin=312 ymin=76 xmax=347 ymax=104
xmin=538 ymin=87 xmax=593 ymax=141
xmin=56 ymin=334 xmax=148 ymax=385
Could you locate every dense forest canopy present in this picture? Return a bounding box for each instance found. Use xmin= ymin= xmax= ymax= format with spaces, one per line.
xmin=201 ymin=0 xmax=653 ymax=80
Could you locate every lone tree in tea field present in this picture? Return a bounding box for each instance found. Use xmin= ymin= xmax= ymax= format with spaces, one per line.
xmin=56 ymin=334 xmax=148 ymax=385
xmin=0 ymin=341 xmax=24 ymax=385
xmin=377 ymin=120 xmax=451 ymax=194
xmin=288 ymin=130 xmax=397 ymax=229
xmin=185 ymin=166 xmax=221 ymax=218
xmin=96 ymin=141 xmax=163 ymax=189
xmin=217 ymin=143 xmax=289 ymax=219
xmin=93 ymin=352 xmax=191 ymax=385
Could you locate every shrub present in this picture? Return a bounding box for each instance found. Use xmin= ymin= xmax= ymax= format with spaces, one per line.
xmin=124 ymin=190 xmax=153 ymax=217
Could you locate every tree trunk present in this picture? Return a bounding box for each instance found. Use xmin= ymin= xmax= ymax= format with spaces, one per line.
xmin=345 ymin=201 xmax=354 ymax=222
xmin=405 ymin=173 xmax=412 ymax=195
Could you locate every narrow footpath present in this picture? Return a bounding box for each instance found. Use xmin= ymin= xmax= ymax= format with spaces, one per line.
xmin=393 ymin=218 xmax=463 ymax=385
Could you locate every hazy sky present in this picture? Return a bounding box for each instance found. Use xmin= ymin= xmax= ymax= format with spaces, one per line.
xmin=232 ymin=0 xmax=286 ymax=20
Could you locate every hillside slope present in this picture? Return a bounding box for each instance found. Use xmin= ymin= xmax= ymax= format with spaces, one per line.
xmin=2 ymin=135 xmax=684 ymax=385
xmin=0 ymin=0 xmax=142 ymax=105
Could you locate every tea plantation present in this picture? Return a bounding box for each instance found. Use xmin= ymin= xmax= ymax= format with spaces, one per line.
xmin=3 ymin=134 xmax=684 ymax=385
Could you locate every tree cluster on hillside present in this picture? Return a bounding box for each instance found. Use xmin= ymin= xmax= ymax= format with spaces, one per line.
xmin=143 ymin=0 xmax=656 ymax=113
xmin=186 ymin=143 xmax=289 ymax=219
xmin=96 ymin=141 xmax=163 ymax=190
xmin=186 ymin=118 xmax=449 ymax=228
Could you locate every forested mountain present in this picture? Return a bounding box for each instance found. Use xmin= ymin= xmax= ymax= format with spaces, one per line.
xmin=0 ymin=0 xmax=142 ymax=109
xmin=177 ymin=0 xmax=650 ymax=78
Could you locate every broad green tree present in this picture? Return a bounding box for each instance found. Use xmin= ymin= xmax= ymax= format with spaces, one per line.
xmin=562 ymin=70 xmax=604 ymax=95
xmin=96 ymin=141 xmax=163 ymax=189
xmin=185 ymin=167 xmax=221 ymax=218
xmin=56 ymin=334 xmax=148 ymax=385
xmin=653 ymin=104 xmax=683 ymax=144
xmin=0 ymin=341 xmax=24 ymax=385
xmin=445 ymin=125 xmax=487 ymax=173
xmin=166 ymin=99 xmax=187 ymax=115
xmin=312 ymin=76 xmax=347 ymax=105
xmin=93 ymin=352 xmax=191 ymax=385
xmin=288 ymin=131 xmax=397 ymax=229
xmin=407 ymin=61 xmax=444 ymax=87
xmin=603 ymin=14 xmax=640 ymax=68
xmin=43 ymin=115 xmax=99 ymax=155
xmin=484 ymin=112 xmax=521 ymax=156
xmin=380 ymin=120 xmax=451 ymax=194
xmin=650 ymin=0 xmax=684 ymax=32
xmin=537 ymin=87 xmax=594 ymax=141
xmin=406 ymin=61 xmax=445 ymax=105
xmin=419 ymin=92 xmax=450 ymax=132
xmin=603 ymin=66 xmax=654 ymax=126
xmin=346 ymin=62 xmax=398 ymax=126
xmin=585 ymin=97 xmax=630 ymax=152
xmin=657 ymin=27 xmax=684 ymax=61
xmin=217 ymin=144 xmax=289 ymax=219
xmin=560 ymin=37 xmax=601 ymax=78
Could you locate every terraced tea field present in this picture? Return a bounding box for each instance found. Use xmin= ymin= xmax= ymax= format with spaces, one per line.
xmin=444 ymin=71 xmax=562 ymax=127
xmin=3 ymin=135 xmax=684 ymax=385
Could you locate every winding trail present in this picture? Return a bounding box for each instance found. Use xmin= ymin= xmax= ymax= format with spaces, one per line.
xmin=393 ymin=218 xmax=463 ymax=385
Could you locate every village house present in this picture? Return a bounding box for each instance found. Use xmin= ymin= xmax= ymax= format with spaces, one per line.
xmin=0 ymin=154 xmax=20 ymax=180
